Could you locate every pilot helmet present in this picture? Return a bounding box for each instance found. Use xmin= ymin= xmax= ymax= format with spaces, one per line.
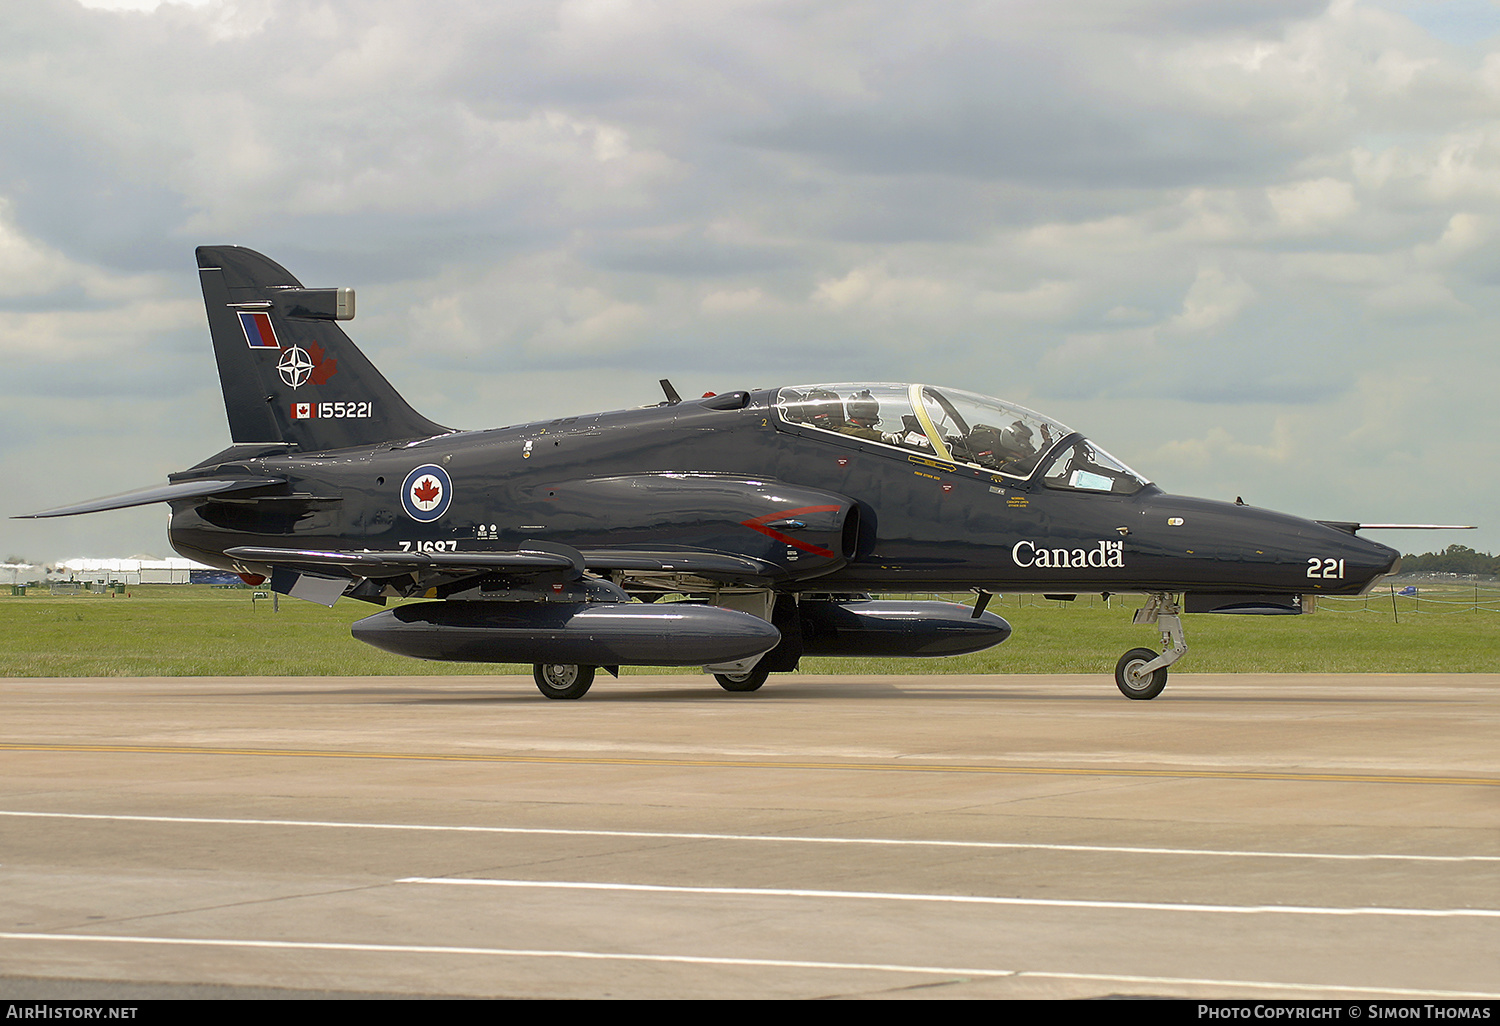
xmin=1001 ymin=420 xmax=1035 ymax=452
xmin=968 ymin=423 xmax=1003 ymax=453
xmin=845 ymin=389 xmax=879 ymax=427
xmin=805 ymin=387 xmax=844 ymax=428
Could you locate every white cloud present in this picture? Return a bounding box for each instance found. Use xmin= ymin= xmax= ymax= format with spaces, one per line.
xmin=0 ymin=202 xmax=76 ymax=297
xmin=1151 ymin=420 xmax=1300 ymax=473
xmin=699 ymin=286 xmax=771 ymax=315
xmin=75 ymin=0 xmax=218 ymax=10
xmin=1167 ymin=266 xmax=1256 ymax=334
xmin=1266 ymin=177 xmax=1359 ymax=232
xmin=0 ymin=299 xmax=197 ymax=360
xmin=0 ymin=200 xmax=190 ymax=364
xmin=811 ymin=265 xmax=955 ymax=313
xmin=974 ymin=280 xmax=1080 ymax=320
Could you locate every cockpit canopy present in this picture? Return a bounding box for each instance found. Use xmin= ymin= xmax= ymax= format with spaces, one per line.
xmin=775 ymin=383 xmax=1149 ymax=495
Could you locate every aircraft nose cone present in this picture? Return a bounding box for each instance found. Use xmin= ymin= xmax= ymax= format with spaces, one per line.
xmin=1347 ymin=535 xmax=1403 ymax=588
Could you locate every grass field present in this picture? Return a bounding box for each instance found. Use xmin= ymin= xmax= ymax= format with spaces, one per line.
xmin=1 ymin=585 xmax=1496 ymax=677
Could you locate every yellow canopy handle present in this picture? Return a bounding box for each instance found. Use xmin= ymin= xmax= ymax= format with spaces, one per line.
xmin=908 ymin=384 xmax=953 ymax=463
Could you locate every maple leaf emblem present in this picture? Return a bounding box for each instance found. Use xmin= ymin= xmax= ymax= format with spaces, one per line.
xmin=306 ymin=342 xmax=339 ymax=386
xmin=413 ymin=478 xmax=441 ymax=504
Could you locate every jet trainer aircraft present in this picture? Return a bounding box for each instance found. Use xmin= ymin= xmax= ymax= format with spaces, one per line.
xmin=22 ymin=246 xmax=1439 ymax=700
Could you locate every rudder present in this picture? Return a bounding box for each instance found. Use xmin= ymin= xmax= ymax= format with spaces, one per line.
xmin=197 ymin=246 xmax=449 ymax=450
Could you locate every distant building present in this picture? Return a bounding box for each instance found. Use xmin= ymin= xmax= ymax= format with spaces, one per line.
xmin=55 ymin=557 xmax=213 ymax=585
xmin=2 ymin=563 xmax=39 ymax=586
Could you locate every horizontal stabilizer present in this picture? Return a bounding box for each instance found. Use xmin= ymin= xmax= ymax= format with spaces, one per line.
xmin=15 ymin=478 xmax=285 ymax=519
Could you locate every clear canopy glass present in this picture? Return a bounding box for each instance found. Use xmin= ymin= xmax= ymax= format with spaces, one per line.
xmin=1037 ymin=437 xmax=1148 ymax=494
xmin=775 ymin=382 xmax=1147 ymax=492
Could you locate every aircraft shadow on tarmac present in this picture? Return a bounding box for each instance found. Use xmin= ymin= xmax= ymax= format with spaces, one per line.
xmin=205 ymin=679 xmax=1432 ymax=706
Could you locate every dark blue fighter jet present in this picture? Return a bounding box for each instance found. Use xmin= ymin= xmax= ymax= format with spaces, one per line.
xmin=21 ymin=247 xmax=1446 ymax=700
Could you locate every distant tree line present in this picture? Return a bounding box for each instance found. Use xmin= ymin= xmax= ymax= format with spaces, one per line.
xmin=1400 ymin=544 xmax=1500 ymax=576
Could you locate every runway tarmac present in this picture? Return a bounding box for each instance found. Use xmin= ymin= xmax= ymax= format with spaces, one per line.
xmin=1 ymin=672 xmax=1497 ymax=1000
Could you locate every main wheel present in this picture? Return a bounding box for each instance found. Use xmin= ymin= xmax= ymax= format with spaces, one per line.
xmin=533 ymin=663 xmax=595 ymax=699
xmin=714 ymin=665 xmax=771 ymax=692
xmin=1115 ymin=648 xmax=1167 ymax=700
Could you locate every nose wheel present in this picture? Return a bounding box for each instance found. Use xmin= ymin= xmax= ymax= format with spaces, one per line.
xmin=1115 ymin=648 xmax=1169 ymax=699
xmin=1117 ymin=593 xmax=1187 ymax=700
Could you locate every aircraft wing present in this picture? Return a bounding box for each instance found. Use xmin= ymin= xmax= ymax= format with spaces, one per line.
xmin=225 ymin=545 xmax=579 ymax=579
xmin=223 ymin=545 xmax=774 ymax=581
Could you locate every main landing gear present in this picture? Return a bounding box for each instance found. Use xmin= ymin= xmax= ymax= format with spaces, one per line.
xmin=531 ymin=662 xmax=773 ymax=698
xmin=1116 ymin=593 xmax=1187 ymax=701
xmin=714 ymin=665 xmax=771 ymax=692
xmin=533 ymin=663 xmax=595 ymax=699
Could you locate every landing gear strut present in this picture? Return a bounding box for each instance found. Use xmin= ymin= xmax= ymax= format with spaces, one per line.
xmin=1116 ymin=593 xmax=1187 ymax=700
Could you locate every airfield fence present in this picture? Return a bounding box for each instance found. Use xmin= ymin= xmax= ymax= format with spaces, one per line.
xmin=1316 ymin=584 xmax=1500 ymax=616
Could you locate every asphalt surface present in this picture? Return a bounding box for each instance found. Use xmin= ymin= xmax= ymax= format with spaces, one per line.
xmin=1 ymin=672 xmax=1497 ymax=1000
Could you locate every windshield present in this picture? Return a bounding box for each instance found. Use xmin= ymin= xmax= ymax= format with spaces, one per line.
xmin=1039 ymin=437 xmax=1148 ymax=495
xmin=775 ymin=383 xmax=1075 ymax=480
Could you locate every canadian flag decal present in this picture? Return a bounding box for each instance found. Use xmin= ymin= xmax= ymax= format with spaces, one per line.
xmin=292 ymin=402 xmax=317 ymax=419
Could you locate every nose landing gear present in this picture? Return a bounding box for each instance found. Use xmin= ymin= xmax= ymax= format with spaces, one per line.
xmin=1116 ymin=593 xmax=1187 ymax=700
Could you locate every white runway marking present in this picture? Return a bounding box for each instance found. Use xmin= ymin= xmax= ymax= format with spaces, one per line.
xmin=3 ymin=810 xmax=1493 ymax=863
xmin=0 ymin=932 xmax=1494 ymax=999
xmin=400 ymin=876 xmax=1500 ymax=918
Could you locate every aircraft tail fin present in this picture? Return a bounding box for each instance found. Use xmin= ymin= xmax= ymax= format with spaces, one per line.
xmin=196 ymin=246 xmax=450 ymax=450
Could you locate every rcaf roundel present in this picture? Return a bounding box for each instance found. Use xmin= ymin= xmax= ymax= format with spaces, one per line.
xmin=401 ymin=464 xmax=452 ymax=522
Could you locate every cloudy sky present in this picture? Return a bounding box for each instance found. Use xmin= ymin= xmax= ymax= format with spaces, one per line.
xmin=3 ymin=0 xmax=1497 ymax=563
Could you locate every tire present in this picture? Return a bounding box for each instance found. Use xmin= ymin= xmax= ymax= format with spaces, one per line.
xmin=533 ymin=663 xmax=595 ymax=699
xmin=714 ymin=665 xmax=771 ymax=692
xmin=1115 ymin=648 xmax=1167 ymax=700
